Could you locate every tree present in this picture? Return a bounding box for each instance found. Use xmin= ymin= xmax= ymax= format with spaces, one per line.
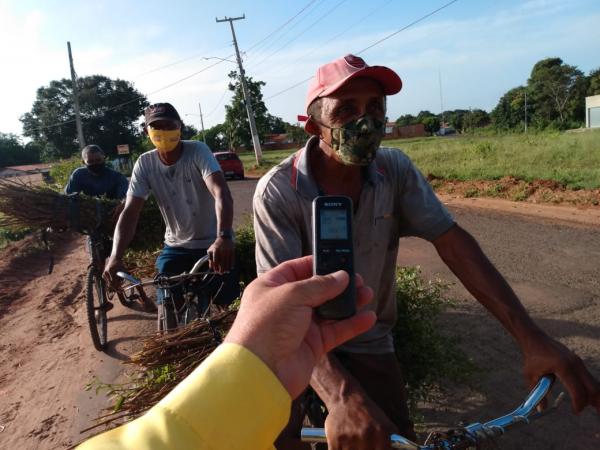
xmin=285 ymin=123 xmax=308 ymax=145
xmin=395 ymin=114 xmax=417 ymax=127
xmin=201 ymin=124 xmax=229 ymax=151
xmin=0 ymin=133 xmax=42 ymax=167
xmin=442 ymin=109 xmax=468 ymax=131
xmin=422 ymin=116 xmax=440 ymax=134
xmin=181 ymin=123 xmax=199 ymax=140
xmin=491 ymin=86 xmax=527 ymax=130
xmin=587 ymin=67 xmax=600 ymax=96
xmin=468 ymin=109 xmax=491 ymax=129
xmin=21 ymin=75 xmax=148 ymax=160
xmin=416 ymin=110 xmax=437 ymax=124
xmin=527 ymin=57 xmax=587 ymax=128
xmin=223 ymin=71 xmax=287 ymax=148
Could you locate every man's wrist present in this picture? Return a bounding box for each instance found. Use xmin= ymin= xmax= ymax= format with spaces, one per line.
xmin=218 ymin=229 xmax=233 ymax=239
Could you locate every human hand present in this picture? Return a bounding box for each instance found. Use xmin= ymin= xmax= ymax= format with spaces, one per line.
xmin=224 ymin=255 xmax=376 ymax=399
xmin=522 ymin=332 xmax=600 ymax=414
xmin=102 ymin=255 xmax=125 ymax=289
xmin=207 ymin=237 xmax=234 ymax=273
xmin=325 ymin=394 xmax=399 ymax=450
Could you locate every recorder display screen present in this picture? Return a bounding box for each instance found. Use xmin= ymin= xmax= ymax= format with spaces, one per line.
xmin=320 ymin=209 xmax=348 ymax=240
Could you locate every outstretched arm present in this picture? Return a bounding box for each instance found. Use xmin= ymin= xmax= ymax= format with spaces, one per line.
xmin=205 ymin=171 xmax=234 ymax=273
xmin=433 ymin=224 xmax=600 ymax=414
xmin=103 ymin=195 xmax=145 ymax=286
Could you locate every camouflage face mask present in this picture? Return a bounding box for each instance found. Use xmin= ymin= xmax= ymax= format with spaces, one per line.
xmin=315 ymin=115 xmax=385 ymax=166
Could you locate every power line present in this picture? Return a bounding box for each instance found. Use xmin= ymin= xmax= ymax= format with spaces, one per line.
xmin=204 ymin=88 xmax=231 ymax=118
xmin=254 ymin=0 xmax=393 ymax=79
xmin=27 ymin=2 xmax=323 ymax=135
xmin=245 ymin=0 xmax=326 ymax=62
xmin=247 ymin=0 xmax=348 ymax=71
xmin=133 ymin=43 xmax=232 ymax=79
xmin=244 ymin=0 xmax=318 ymax=55
xmin=357 ymin=0 xmax=459 ymax=54
xmin=265 ymin=76 xmax=312 ymax=101
xmin=265 ymin=0 xmax=460 ymax=101
xmin=29 ymin=57 xmax=233 ymax=134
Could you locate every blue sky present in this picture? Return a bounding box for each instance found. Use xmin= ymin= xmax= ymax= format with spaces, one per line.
xmin=2 ymin=0 xmax=599 ymax=137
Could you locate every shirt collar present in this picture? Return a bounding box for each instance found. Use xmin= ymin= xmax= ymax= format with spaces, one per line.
xmin=292 ymin=136 xmax=384 ymax=197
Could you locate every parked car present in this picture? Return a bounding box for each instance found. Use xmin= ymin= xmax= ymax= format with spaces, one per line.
xmin=214 ymin=151 xmax=244 ymax=180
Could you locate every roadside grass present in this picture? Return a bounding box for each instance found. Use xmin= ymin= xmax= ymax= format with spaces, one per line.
xmin=237 ymin=131 xmax=600 ymax=189
xmin=238 ymin=149 xmax=296 ymax=176
xmin=387 ymin=130 xmax=600 ymax=189
xmin=0 ymin=213 xmax=31 ymax=249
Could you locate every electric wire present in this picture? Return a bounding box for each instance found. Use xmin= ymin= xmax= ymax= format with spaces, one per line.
xmin=356 ymin=0 xmax=459 ymax=54
xmin=247 ymin=0 xmax=348 ymax=72
xmin=243 ymin=0 xmax=318 ymax=55
xmin=254 ymin=0 xmax=393 ymax=79
xmin=265 ymin=0 xmax=460 ymax=101
xmin=29 ymin=57 xmax=233 ymax=134
xmin=245 ymin=0 xmax=326 ymax=63
xmin=133 ymin=42 xmax=232 ymax=79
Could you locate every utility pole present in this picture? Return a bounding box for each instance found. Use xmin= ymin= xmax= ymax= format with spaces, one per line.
xmin=67 ymin=42 xmax=86 ymax=149
xmin=198 ymin=102 xmax=206 ymax=142
xmin=216 ymin=15 xmax=263 ymax=163
xmin=524 ymin=90 xmax=528 ymax=134
xmin=438 ymin=69 xmax=445 ymax=128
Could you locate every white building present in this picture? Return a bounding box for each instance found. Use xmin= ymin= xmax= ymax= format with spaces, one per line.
xmin=585 ymin=94 xmax=600 ymax=128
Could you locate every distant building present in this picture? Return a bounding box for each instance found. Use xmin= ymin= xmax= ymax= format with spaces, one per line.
xmin=586 ymin=95 xmax=600 ymax=128
xmin=383 ymin=123 xmax=426 ymax=139
xmin=262 ymin=134 xmax=296 ymax=150
xmin=0 ymin=163 xmax=52 ymax=184
xmin=0 ymin=163 xmax=52 ymax=179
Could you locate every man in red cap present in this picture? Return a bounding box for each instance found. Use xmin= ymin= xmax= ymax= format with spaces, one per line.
xmin=253 ymin=55 xmax=600 ymax=449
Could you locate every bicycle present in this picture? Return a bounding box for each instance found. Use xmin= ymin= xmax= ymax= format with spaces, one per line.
xmin=301 ymin=375 xmax=564 ymax=449
xmin=116 ymin=255 xmax=228 ymax=332
xmin=85 ymin=231 xmax=153 ymax=351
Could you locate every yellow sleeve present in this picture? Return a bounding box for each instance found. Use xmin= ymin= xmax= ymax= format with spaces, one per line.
xmin=78 ymin=343 xmax=291 ymax=450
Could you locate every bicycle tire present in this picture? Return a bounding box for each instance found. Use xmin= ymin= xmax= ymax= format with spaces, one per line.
xmin=86 ymin=267 xmax=108 ymax=351
xmin=158 ymin=302 xmax=178 ymax=332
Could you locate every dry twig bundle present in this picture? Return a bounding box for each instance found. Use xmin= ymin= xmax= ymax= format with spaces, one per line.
xmin=82 ymin=309 xmax=237 ymax=433
xmin=0 ymin=178 xmax=118 ymax=234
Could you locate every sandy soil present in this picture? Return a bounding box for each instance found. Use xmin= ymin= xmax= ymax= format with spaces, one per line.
xmin=0 ymin=234 xmax=155 ymax=449
xmin=0 ymin=179 xmax=598 ymax=449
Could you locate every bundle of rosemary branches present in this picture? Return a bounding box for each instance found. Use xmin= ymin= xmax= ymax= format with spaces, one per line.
xmin=82 ymin=309 xmax=237 ymax=433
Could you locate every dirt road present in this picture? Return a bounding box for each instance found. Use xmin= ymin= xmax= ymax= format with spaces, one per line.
xmin=0 ymin=178 xmax=598 ymax=449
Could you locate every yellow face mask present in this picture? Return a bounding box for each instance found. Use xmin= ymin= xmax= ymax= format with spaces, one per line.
xmin=148 ymin=127 xmax=181 ymax=153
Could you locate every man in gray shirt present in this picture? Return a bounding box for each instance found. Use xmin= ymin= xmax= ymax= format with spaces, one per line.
xmin=104 ymin=103 xmax=238 ymax=316
xmin=253 ymin=55 xmax=599 ymax=450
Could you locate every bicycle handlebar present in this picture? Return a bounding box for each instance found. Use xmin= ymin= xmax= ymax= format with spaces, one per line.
xmin=116 ymin=255 xmax=223 ymax=291
xmin=301 ymin=375 xmax=561 ymax=449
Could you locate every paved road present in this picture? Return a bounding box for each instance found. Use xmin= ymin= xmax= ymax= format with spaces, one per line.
xmin=228 ymin=177 xmax=600 ymax=449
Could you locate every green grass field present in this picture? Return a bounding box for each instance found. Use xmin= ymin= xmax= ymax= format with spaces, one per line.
xmin=239 ymin=130 xmax=600 ymax=189
xmin=238 ymin=148 xmax=296 ymax=174
xmin=389 ymin=130 xmax=600 ymax=189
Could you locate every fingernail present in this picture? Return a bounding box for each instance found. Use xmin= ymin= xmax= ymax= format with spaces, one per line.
xmin=329 ymin=270 xmax=348 ymax=282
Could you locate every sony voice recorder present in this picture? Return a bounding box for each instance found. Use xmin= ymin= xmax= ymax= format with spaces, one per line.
xmin=312 ymin=195 xmax=356 ymax=320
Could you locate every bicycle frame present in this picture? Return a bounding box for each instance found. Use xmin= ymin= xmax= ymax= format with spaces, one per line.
xmin=117 ymin=255 xmax=226 ymax=330
xmin=301 ymin=375 xmax=563 ymax=449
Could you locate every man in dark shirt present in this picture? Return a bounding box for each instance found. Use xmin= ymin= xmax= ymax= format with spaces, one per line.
xmin=65 ymin=144 xmax=129 ymax=200
xmin=65 ymin=144 xmax=131 ymax=311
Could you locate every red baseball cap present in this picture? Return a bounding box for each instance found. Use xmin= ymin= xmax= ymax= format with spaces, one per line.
xmin=305 ymin=54 xmax=402 ymax=113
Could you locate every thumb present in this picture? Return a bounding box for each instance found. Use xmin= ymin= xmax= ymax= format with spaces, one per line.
xmin=290 ymin=270 xmax=350 ymax=308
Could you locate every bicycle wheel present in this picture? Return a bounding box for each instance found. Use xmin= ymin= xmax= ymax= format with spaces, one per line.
xmin=157 ymin=302 xmax=178 ymax=332
xmin=86 ymin=266 xmax=108 ymax=351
